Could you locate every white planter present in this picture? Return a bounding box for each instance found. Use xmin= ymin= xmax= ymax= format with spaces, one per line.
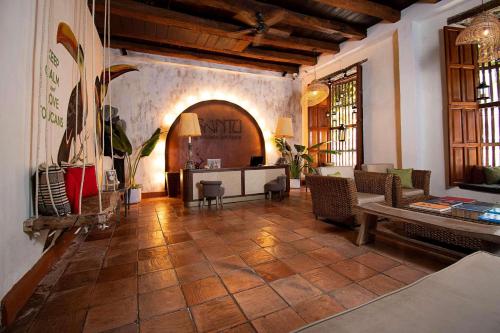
xmin=127 ymin=187 xmax=142 ymax=204
xmin=290 ymin=178 xmax=301 ymax=189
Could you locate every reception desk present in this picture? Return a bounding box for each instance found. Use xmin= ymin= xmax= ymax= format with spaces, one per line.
xmin=181 ymin=166 xmax=289 ymax=207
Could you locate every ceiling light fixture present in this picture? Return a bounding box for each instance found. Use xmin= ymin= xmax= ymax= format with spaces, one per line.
xmin=456 ymin=3 xmax=500 ymax=64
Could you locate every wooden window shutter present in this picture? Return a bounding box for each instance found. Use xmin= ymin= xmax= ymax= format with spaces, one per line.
xmin=444 ymin=26 xmax=482 ymax=186
xmin=308 ymin=94 xmax=331 ymax=166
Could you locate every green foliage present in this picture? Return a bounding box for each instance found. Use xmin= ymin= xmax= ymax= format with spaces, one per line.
xmin=274 ymin=138 xmax=339 ymax=179
xmin=109 ymin=126 xmax=163 ymax=187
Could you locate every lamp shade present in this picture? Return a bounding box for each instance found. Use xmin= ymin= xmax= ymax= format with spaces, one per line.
xmin=275 ymin=117 xmax=294 ymax=138
xmin=456 ymin=12 xmax=500 ymax=46
xmin=306 ymin=82 xmax=330 ymax=107
xmin=178 ymin=113 xmax=201 ymax=137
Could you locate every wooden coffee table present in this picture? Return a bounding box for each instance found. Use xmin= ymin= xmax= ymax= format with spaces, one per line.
xmin=355 ymin=203 xmax=500 ymax=254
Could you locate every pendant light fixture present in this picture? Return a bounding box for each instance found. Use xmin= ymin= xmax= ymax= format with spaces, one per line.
xmin=456 ymin=1 xmax=500 ymax=64
xmin=305 ymin=53 xmax=329 ymax=107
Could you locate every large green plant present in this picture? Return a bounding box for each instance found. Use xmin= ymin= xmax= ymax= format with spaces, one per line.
xmin=107 ymin=125 xmax=162 ymax=188
xmin=274 ymin=138 xmax=339 ymax=179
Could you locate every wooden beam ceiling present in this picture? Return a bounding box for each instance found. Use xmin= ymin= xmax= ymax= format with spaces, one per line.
xmin=176 ymin=0 xmax=366 ymax=40
xmin=94 ymin=0 xmax=340 ymax=54
xmin=110 ymin=39 xmax=299 ymax=73
xmin=99 ymin=28 xmax=318 ymax=65
xmin=91 ymin=0 xmax=429 ymax=72
xmin=312 ymin=0 xmax=400 ymax=23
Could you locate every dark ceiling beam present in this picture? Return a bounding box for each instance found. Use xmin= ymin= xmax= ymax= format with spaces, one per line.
xmin=94 ymin=0 xmax=340 ymax=53
xmin=448 ymin=0 xmax=500 ymax=25
xmin=312 ymin=0 xmax=400 ymax=23
xmin=176 ymin=0 xmax=366 ymax=39
xmin=110 ymin=39 xmax=300 ymax=73
xmin=97 ymin=28 xmax=317 ymax=65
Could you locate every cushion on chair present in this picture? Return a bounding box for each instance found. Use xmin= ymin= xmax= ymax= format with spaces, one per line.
xmin=357 ymin=192 xmax=386 ymax=204
xmin=388 ymin=168 xmax=414 ymax=188
xmin=318 ymin=166 xmax=354 ymax=179
xmin=401 ymin=188 xmax=424 ymax=197
xmin=484 ymin=166 xmax=500 ymax=185
xmin=361 ymin=163 xmax=394 ymax=173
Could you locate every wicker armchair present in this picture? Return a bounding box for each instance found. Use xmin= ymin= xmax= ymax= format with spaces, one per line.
xmin=392 ymin=170 xmax=431 ymax=207
xmin=306 ymin=171 xmax=393 ymax=226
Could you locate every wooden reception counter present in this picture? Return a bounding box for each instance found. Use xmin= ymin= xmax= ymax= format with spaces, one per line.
xmin=181 ymin=166 xmax=289 ymax=207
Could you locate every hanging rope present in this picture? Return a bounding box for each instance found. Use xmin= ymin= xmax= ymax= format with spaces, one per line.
xmin=91 ymin=0 xmax=103 ymax=213
xmin=34 ymin=0 xmax=49 ymax=219
xmin=78 ymin=0 xmax=88 ymax=215
xmin=107 ymin=0 xmax=116 ymax=191
xmin=101 ymin=0 xmax=107 ymax=194
xmin=43 ymin=0 xmax=60 ymax=217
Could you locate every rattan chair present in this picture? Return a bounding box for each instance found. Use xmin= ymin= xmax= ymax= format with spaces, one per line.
xmin=392 ymin=170 xmax=431 ymax=207
xmin=306 ymin=171 xmax=393 ymax=226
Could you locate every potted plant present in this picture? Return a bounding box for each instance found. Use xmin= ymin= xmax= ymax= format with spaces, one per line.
xmin=274 ymin=138 xmax=338 ymax=189
xmin=109 ymin=124 xmax=162 ymax=203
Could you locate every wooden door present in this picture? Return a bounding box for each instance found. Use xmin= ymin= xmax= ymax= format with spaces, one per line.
xmin=444 ymin=26 xmax=482 ymax=185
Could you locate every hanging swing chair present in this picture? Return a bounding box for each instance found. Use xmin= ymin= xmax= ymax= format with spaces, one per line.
xmin=23 ymin=0 xmax=136 ymax=245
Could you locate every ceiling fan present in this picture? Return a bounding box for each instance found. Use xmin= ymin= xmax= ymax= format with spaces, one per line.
xmin=228 ymin=10 xmax=287 ymax=46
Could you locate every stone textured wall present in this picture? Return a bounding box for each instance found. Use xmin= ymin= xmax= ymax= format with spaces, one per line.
xmin=109 ymin=51 xmax=302 ymax=193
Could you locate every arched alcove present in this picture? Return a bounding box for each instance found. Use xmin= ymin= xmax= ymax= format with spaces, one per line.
xmin=165 ymin=100 xmax=266 ymax=172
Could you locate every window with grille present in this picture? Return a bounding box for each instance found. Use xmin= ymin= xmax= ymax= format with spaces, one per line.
xmin=308 ymin=63 xmax=364 ymax=168
xmin=478 ymin=62 xmax=500 ymax=167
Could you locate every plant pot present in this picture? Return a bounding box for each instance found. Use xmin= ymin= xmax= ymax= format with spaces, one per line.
xmin=289 ymin=178 xmax=301 ymax=189
xmin=127 ymin=187 xmax=142 ymax=204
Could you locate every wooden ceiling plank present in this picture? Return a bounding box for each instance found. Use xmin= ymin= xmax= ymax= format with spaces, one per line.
xmin=233 ymin=40 xmax=252 ymax=52
xmin=312 ymin=0 xmax=401 ymax=23
xmin=99 ymin=28 xmax=317 ymax=65
xmin=94 ymin=0 xmax=341 ymax=53
xmin=110 ymin=39 xmax=299 ymax=73
xmin=176 ymin=0 xmax=366 ymax=39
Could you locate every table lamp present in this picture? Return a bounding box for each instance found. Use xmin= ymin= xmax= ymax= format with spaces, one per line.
xmin=178 ymin=113 xmax=202 ymax=169
xmin=275 ymin=117 xmax=294 ymax=165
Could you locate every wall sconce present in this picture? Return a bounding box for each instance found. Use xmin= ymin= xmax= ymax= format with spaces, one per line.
xmin=338 ymin=124 xmax=346 ymax=142
xmin=477 ymin=81 xmax=490 ymax=102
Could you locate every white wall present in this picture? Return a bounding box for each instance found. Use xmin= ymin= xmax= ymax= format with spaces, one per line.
xmin=0 ymin=0 xmax=103 ymax=301
xmin=301 ymin=0 xmax=499 ymax=202
xmin=0 ymin=0 xmax=39 ymax=302
xmin=109 ymin=51 xmax=302 ymax=193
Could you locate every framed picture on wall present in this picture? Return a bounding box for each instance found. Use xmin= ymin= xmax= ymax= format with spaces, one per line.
xmin=207 ymin=159 xmax=221 ymax=169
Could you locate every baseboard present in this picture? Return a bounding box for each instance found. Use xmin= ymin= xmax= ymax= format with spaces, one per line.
xmin=142 ymin=191 xmax=167 ymax=199
xmin=0 ymin=231 xmax=76 ymax=327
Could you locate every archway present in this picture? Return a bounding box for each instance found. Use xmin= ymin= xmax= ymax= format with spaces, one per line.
xmin=165 ymin=100 xmax=266 ymax=172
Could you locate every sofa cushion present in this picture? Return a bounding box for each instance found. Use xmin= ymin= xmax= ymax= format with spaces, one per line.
xmin=484 ymin=166 xmax=500 ymax=185
xmin=37 ymin=164 xmax=72 ymax=216
xmin=389 ymin=168 xmax=414 ymax=188
xmin=470 ymin=166 xmax=486 ymax=184
xmin=402 ymin=188 xmax=424 ymax=197
xmin=357 ymin=192 xmax=385 ymax=204
xmin=361 ymin=163 xmax=394 ymax=173
xmin=318 ymin=166 xmax=354 ymax=179
xmin=458 ymin=182 xmax=500 ymax=194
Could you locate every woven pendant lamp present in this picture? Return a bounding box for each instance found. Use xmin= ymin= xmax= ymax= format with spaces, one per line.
xmin=306 ymin=82 xmax=330 ymax=107
xmin=456 ymin=12 xmax=500 ymax=46
xmin=456 ymin=9 xmax=500 ymax=63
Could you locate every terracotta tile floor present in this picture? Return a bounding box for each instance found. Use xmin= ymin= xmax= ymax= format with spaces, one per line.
xmin=10 ymin=190 xmax=451 ymax=333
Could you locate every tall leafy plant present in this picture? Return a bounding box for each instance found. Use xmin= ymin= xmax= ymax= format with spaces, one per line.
xmin=274 ymin=138 xmax=338 ymax=179
xmin=107 ymin=124 xmax=162 ymax=188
